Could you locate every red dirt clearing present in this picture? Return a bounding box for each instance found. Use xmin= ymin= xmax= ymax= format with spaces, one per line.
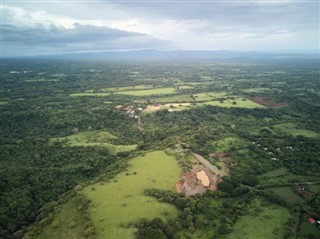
xmin=250 ymin=96 xmax=287 ymax=108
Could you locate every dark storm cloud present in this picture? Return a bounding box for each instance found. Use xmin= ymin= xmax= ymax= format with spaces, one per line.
xmin=2 ymin=23 xmax=166 ymax=56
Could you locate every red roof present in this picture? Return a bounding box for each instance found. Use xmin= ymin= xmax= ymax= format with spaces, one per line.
xmin=307 ymin=218 xmax=316 ymax=224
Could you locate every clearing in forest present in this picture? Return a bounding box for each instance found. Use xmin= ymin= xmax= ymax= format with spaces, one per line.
xmin=115 ymin=87 xmax=178 ymax=96
xmin=223 ymin=198 xmax=291 ymax=239
xmin=200 ymin=97 xmax=264 ymax=108
xmin=50 ymin=131 xmax=137 ymax=154
xmin=82 ymin=151 xmax=181 ymax=239
xmin=273 ymin=122 xmax=320 ymax=138
xmin=143 ymin=103 xmax=192 ymax=112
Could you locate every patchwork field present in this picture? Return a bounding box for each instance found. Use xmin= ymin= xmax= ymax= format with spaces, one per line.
xmin=50 ymin=131 xmax=137 ymax=154
xmin=82 ymin=151 xmax=181 ymax=239
xmin=223 ymin=199 xmax=290 ymax=239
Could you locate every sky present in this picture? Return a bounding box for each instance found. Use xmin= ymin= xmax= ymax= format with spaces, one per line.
xmin=1 ymin=0 xmax=319 ymax=57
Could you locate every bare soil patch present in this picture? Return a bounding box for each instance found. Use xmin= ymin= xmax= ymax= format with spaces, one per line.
xmin=176 ymin=168 xmax=221 ymax=196
xmin=250 ymin=96 xmax=287 ymax=108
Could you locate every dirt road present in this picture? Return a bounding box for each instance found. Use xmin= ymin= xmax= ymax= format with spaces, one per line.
xmin=191 ymin=152 xmax=227 ymax=176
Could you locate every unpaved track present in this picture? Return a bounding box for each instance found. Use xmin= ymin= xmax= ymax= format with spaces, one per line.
xmin=191 ymin=152 xmax=227 ymax=176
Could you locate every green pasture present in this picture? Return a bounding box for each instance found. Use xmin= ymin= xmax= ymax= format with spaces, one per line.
xmin=223 ymin=199 xmax=290 ymax=239
xmin=82 ymin=151 xmax=181 ymax=239
xmin=258 ymin=168 xmax=318 ymax=186
xmin=50 ymin=131 xmax=136 ymax=154
xmin=70 ymin=93 xmax=110 ymax=97
xmin=200 ymin=97 xmax=265 ymax=108
xmin=100 ymin=85 xmax=154 ymax=92
xmin=192 ymin=92 xmax=227 ymax=101
xmin=30 ymin=198 xmax=87 ymax=239
xmin=264 ymin=186 xmax=302 ymax=205
xmin=273 ymin=123 xmax=320 ymax=138
xmin=115 ymin=87 xmax=177 ymax=96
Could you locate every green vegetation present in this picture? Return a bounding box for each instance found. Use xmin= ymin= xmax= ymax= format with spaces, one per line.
xmin=273 ymin=123 xmax=320 ymax=138
xmin=1 ymin=59 xmax=319 ymax=239
xmin=200 ymin=97 xmax=265 ymax=108
xmin=264 ymin=187 xmax=302 ymax=205
xmin=50 ymin=131 xmax=137 ymax=154
xmin=82 ymin=151 xmax=181 ymax=239
xmin=70 ymin=93 xmax=110 ymax=97
xmin=223 ymin=199 xmax=291 ymax=239
xmin=300 ymin=221 xmax=320 ymax=239
xmin=115 ymin=87 xmax=177 ymax=96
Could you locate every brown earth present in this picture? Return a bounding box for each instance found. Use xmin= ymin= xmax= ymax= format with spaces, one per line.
xmin=250 ymin=96 xmax=287 ymax=108
xmin=176 ymin=168 xmax=221 ymax=197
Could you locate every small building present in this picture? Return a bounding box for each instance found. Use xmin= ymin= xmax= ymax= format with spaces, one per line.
xmin=307 ymin=218 xmax=316 ymax=224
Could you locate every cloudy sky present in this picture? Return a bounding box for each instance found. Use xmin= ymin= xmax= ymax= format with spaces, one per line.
xmin=1 ymin=0 xmax=319 ymax=56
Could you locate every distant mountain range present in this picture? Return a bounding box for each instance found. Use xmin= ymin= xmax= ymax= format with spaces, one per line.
xmin=22 ymin=49 xmax=320 ymax=60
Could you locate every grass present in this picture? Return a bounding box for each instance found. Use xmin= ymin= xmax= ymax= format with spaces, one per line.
xmin=264 ymin=186 xmax=302 ymax=205
xmin=31 ymin=198 xmax=87 ymax=239
xmin=273 ymin=123 xmax=320 ymax=138
xmin=143 ymin=103 xmax=193 ymax=113
xmin=258 ymin=168 xmax=319 ymax=186
xmin=300 ymin=221 xmax=320 ymax=239
xmin=50 ymin=131 xmax=137 ymax=154
xmin=70 ymin=93 xmax=110 ymax=97
xmin=308 ymin=184 xmax=320 ymax=193
xmin=223 ymin=198 xmax=290 ymax=239
xmin=140 ymin=94 xmax=194 ymax=104
xmin=192 ymin=92 xmax=227 ymax=101
xmin=82 ymin=151 xmax=181 ymax=239
xmin=200 ymin=97 xmax=265 ymax=108
xmin=115 ymin=87 xmax=177 ymax=96
xmin=214 ymin=136 xmax=247 ymax=152
xmin=100 ymin=85 xmax=154 ymax=92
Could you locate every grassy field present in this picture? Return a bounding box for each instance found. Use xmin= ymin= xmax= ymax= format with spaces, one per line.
xmin=273 ymin=123 xmax=320 ymax=138
xmin=100 ymin=85 xmax=154 ymax=92
xmin=70 ymin=93 xmax=110 ymax=97
xmin=308 ymin=184 xmax=320 ymax=193
xmin=200 ymin=97 xmax=265 ymax=108
xmin=258 ymin=168 xmax=318 ymax=185
xmin=300 ymin=221 xmax=320 ymax=239
xmin=141 ymin=94 xmax=194 ymax=104
xmin=223 ymin=199 xmax=290 ymax=239
xmin=143 ymin=103 xmax=193 ymax=113
xmin=214 ymin=136 xmax=247 ymax=152
xmin=193 ymin=92 xmax=227 ymax=101
xmin=115 ymin=87 xmax=177 ymax=96
xmin=82 ymin=151 xmax=181 ymax=239
xmin=31 ymin=198 xmax=87 ymax=239
xmin=264 ymin=186 xmax=302 ymax=205
xmin=50 ymin=131 xmax=137 ymax=154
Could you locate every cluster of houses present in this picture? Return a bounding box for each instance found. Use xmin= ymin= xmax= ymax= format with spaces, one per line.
xmin=252 ymin=140 xmax=294 ymax=161
xmin=115 ymin=105 xmax=143 ymax=120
